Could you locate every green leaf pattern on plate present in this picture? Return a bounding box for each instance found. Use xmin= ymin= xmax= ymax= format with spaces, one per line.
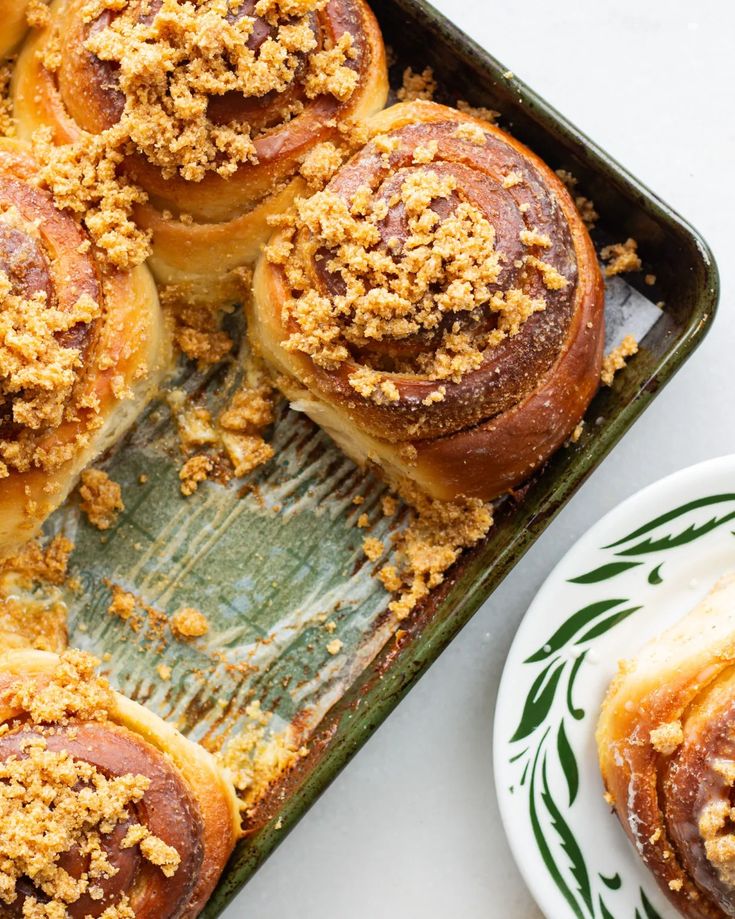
xmin=507 ymin=492 xmax=735 ymax=918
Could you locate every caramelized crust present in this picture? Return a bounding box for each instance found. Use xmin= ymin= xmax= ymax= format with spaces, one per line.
xmin=13 ymin=0 xmax=389 ymax=299
xmin=0 ymin=138 xmax=168 ymax=558
xmin=597 ymin=574 xmax=735 ymax=918
xmin=250 ymin=101 xmax=605 ymax=501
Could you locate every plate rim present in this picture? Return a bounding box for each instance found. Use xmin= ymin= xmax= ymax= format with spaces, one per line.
xmin=493 ymin=452 xmax=735 ymax=919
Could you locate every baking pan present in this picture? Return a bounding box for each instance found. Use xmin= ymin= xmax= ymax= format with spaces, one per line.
xmin=44 ymin=0 xmax=718 ymax=913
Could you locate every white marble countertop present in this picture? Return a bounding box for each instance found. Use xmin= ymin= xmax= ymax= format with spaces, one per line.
xmin=225 ymin=1 xmax=734 ymax=916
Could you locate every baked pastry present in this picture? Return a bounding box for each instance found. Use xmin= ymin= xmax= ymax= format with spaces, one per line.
xmin=597 ymin=573 xmax=735 ymax=919
xmin=0 ymin=648 xmax=242 ymax=919
xmin=250 ymin=100 xmax=605 ymax=502
xmin=13 ymin=0 xmax=389 ymax=301
xmin=0 ymin=0 xmax=42 ymax=59
xmin=0 ymin=138 xmax=167 ymax=558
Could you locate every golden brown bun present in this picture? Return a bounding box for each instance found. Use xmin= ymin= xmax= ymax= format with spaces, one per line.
xmin=0 ymin=649 xmax=242 ymax=919
xmin=13 ymin=0 xmax=389 ymax=301
xmin=0 ymin=0 xmax=34 ymax=57
xmin=597 ymin=574 xmax=735 ymax=918
xmin=250 ymin=101 xmax=605 ymax=502
xmin=0 ymin=138 xmax=169 ymax=558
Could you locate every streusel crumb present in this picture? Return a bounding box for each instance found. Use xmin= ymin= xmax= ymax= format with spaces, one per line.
xmin=601 ymin=335 xmax=639 ymax=386
xmin=25 ymin=0 xmax=50 ymax=27
xmin=397 ymin=66 xmax=437 ymax=102
xmin=170 ymin=606 xmax=209 ymax=639
xmin=456 ymin=99 xmax=500 ymax=123
xmin=0 ymin=59 xmax=16 ymax=138
xmin=0 ymin=654 xmax=180 ymax=915
xmin=379 ymin=486 xmax=493 ymax=621
xmin=79 ymin=469 xmax=124 ymax=530
xmin=179 ymin=455 xmax=214 ymax=497
xmin=36 ymin=0 xmax=361 ymax=266
xmin=274 ymin=168 xmax=546 ymax=397
xmin=601 ymin=238 xmax=642 ymax=277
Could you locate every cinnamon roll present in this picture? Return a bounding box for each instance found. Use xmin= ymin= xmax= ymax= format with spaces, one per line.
xmin=0 ymin=648 xmax=241 ymax=919
xmin=13 ymin=0 xmax=388 ymax=300
xmin=597 ymin=573 xmax=735 ymax=919
xmin=250 ymin=101 xmax=605 ymax=503
xmin=0 ymin=138 xmax=167 ymax=558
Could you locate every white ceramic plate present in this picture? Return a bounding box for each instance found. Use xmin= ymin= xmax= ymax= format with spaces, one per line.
xmin=494 ymin=455 xmax=735 ymax=919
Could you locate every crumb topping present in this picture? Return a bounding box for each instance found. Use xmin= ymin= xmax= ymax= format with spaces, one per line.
xmin=218 ymin=383 xmax=275 ymax=477
xmin=7 ymin=650 xmax=114 ymax=725
xmin=172 ymin=379 xmax=275 ymax=495
xmin=299 ymin=142 xmax=345 ymax=189
xmin=713 ymin=761 xmax=735 ymax=786
xmin=397 ymin=66 xmax=437 ymax=102
xmin=453 ymin=123 xmax=487 ymax=146
xmin=379 ymin=486 xmax=493 ymax=620
xmin=0 ymin=535 xmax=73 ymax=587
xmin=455 ymin=99 xmax=500 ymax=124
xmin=569 ymin=420 xmax=584 ymax=444
xmin=0 ymin=60 xmax=16 ymax=139
xmin=272 ymin=167 xmax=547 ymax=396
xmin=83 ymin=0 xmax=354 ymax=182
xmin=502 ymin=171 xmax=522 ymax=189
xmin=0 ymin=597 xmax=67 ymax=655
xmin=156 ymin=663 xmax=171 ymax=681
xmin=170 ymin=607 xmax=209 ymax=639
xmin=649 ymin=720 xmax=683 ymax=755
xmin=35 ymin=126 xmax=152 ymax=271
xmin=219 ymin=381 xmax=267 ymax=431
xmin=25 ymin=0 xmax=51 ymax=28
xmin=78 ymin=469 xmax=125 ymax=531
xmin=575 ymin=196 xmax=598 ymax=230
xmin=0 ymin=741 xmax=150 ymax=916
xmin=36 ymin=0 xmax=362 ymax=267
xmin=601 ymin=335 xmax=638 ymax=386
xmin=520 ymin=227 xmax=551 ymax=249
xmin=362 ymin=537 xmax=383 ymax=561
xmin=0 ymin=265 xmax=100 ymax=461
xmin=524 ymin=255 xmax=569 ymax=291
xmin=0 ymin=196 xmax=126 ymax=480
xmin=179 ymin=454 xmax=214 ymax=497
xmin=107 ymin=586 xmax=140 ymax=635
xmin=0 ymin=651 xmax=182 ymax=914
xmin=601 ymin=238 xmax=642 ymax=277
xmin=0 ymin=536 xmax=73 ymax=653
xmin=699 ymin=799 xmax=735 ymax=887
xmin=159 ymin=282 xmax=236 ymax=368
xmin=381 ymin=494 xmax=397 ymax=516
xmin=221 ymin=432 xmax=274 ymax=478
xmin=422 ymin=386 xmax=446 ymax=405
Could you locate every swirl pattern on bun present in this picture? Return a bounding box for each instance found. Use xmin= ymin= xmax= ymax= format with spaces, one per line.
xmin=0 ymin=649 xmax=241 ymax=919
xmin=13 ymin=0 xmax=388 ymax=298
xmin=598 ymin=574 xmax=735 ymax=919
xmin=250 ymin=100 xmax=604 ymax=502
